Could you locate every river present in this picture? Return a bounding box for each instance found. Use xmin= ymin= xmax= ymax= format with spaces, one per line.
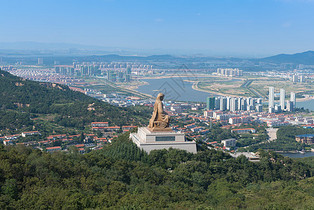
xmin=136 ymin=76 xmax=216 ymax=102
xmin=136 ymin=77 xmax=314 ymax=110
xmin=280 ymin=152 xmax=314 ymax=158
xmin=297 ymin=99 xmax=314 ymax=111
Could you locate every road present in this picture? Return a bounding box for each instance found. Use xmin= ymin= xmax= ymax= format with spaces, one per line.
xmin=241 ymin=80 xmax=265 ymax=98
xmin=243 ymin=128 xmax=278 ymax=148
xmin=266 ymin=128 xmax=278 ymax=142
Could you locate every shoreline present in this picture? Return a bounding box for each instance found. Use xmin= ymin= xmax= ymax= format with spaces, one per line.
xmin=118 ymin=80 xmax=149 ymax=91
xmin=137 ymin=74 xmax=218 ymax=80
xmin=135 ymin=76 xmax=314 ymax=103
xmin=191 ymin=81 xmax=243 ymax=98
xmin=296 ymin=96 xmax=314 ymax=102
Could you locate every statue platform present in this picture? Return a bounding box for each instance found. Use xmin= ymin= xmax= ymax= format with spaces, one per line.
xmin=130 ymin=127 xmax=197 ymax=154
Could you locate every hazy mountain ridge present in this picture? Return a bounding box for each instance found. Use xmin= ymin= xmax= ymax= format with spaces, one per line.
xmin=1 ymin=41 xmax=314 ymax=65
xmin=260 ymin=50 xmax=314 ymax=65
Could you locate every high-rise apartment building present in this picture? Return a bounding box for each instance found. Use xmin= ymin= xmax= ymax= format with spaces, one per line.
xmin=280 ymin=88 xmax=285 ymax=110
xmin=220 ymin=97 xmax=227 ymax=111
xmin=230 ymin=98 xmax=238 ymax=112
xmin=290 ymin=92 xmax=296 ymax=107
xmin=241 ymin=98 xmax=248 ymax=111
xmin=268 ymin=87 xmax=275 ymax=110
xmin=216 ymin=68 xmax=243 ymax=77
xmin=215 ymin=98 xmax=220 ymax=110
xmin=292 ymin=75 xmax=297 ymax=83
xmin=300 ymin=75 xmax=305 ymax=83
xmin=256 ymin=104 xmax=263 ymax=112
xmin=206 ymin=97 xmax=215 ymax=110
xmin=287 ymin=100 xmax=294 ymax=112
xmin=226 ymin=97 xmax=231 ymax=110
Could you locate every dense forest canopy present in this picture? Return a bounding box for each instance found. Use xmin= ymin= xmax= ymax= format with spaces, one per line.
xmin=0 ymin=133 xmax=313 ymax=209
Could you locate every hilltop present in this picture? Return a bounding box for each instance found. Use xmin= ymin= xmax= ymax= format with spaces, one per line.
xmin=260 ymin=50 xmax=314 ymax=65
xmin=0 ymin=69 xmax=150 ymax=134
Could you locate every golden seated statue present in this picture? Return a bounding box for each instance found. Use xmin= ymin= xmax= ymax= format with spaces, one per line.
xmin=148 ymin=93 xmax=172 ymax=131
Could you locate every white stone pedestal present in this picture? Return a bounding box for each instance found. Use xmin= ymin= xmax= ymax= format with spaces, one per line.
xmin=130 ymin=127 xmax=197 ymax=154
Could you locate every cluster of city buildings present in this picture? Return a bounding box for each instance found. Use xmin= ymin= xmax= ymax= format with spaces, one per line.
xmin=249 ymin=70 xmax=312 ymax=83
xmin=53 ymin=62 xmax=156 ymax=82
xmin=268 ymin=87 xmax=296 ymax=113
xmin=1 ymin=64 xmax=313 ymax=153
xmin=203 ymin=108 xmax=313 ymax=128
xmin=91 ymin=121 xmax=136 ymax=133
xmin=291 ymin=74 xmax=306 ymax=83
xmin=55 ymin=62 xmax=133 ymax=82
xmin=0 ymin=131 xmax=107 ymax=153
xmin=0 ymin=122 xmax=138 ymax=153
xmin=0 ymin=131 xmax=41 ymax=145
xmin=216 ymin=68 xmax=243 ymax=77
xmin=3 ymin=67 xmax=86 ymax=85
xmin=206 ymin=96 xmax=263 ymax=112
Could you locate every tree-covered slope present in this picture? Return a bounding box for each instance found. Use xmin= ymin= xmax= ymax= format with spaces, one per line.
xmin=249 ymin=126 xmax=313 ymax=152
xmin=0 ymin=134 xmax=313 ymax=209
xmin=0 ymin=69 xmax=151 ymax=133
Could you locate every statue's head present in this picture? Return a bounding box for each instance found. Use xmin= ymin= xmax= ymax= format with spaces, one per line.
xmin=157 ymin=93 xmax=164 ymax=101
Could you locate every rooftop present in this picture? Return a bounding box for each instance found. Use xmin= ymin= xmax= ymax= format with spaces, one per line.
xmin=296 ymin=134 xmax=314 ymax=138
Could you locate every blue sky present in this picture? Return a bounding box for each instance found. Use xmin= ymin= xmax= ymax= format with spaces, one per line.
xmin=1 ymin=0 xmax=314 ymax=56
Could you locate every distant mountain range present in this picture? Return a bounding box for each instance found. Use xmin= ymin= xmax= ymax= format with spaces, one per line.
xmin=260 ymin=51 xmax=314 ymax=65
xmin=0 ymin=42 xmax=195 ymax=56
xmin=1 ymin=42 xmax=314 ymax=65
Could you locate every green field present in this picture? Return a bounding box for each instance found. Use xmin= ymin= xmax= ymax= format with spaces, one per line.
xmin=196 ymin=75 xmax=314 ymax=98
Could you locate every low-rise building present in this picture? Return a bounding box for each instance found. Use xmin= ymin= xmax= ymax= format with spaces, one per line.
xmin=105 ymin=126 xmax=121 ymax=132
xmin=4 ymin=134 xmax=20 ymax=140
xmin=221 ymin=138 xmax=237 ymax=147
xmin=230 ymin=152 xmax=260 ymax=162
xmin=267 ymin=120 xmax=289 ymax=127
xmin=91 ymin=122 xmax=109 ymax=127
xmin=191 ymin=126 xmax=202 ymax=133
xmin=46 ymin=146 xmax=62 ymax=152
xmin=199 ymin=129 xmax=210 ymax=135
xmin=21 ymin=131 xmax=41 ymax=137
xmin=47 ymin=134 xmax=67 ymax=141
xmin=122 ymin=126 xmax=137 ymax=132
xmin=3 ymin=140 xmax=13 ymax=145
xmin=185 ymin=123 xmax=196 ymax=129
xmin=232 ymin=128 xmax=256 ymax=134
xmin=295 ymin=134 xmax=314 ymax=145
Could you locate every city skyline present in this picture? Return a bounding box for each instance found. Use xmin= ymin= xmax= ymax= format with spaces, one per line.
xmin=1 ymin=0 xmax=314 ymax=56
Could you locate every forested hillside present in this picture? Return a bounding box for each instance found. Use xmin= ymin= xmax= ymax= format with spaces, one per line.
xmin=249 ymin=126 xmax=314 ymax=151
xmin=0 ymin=69 xmax=151 ymax=134
xmin=0 ymin=133 xmax=313 ymax=209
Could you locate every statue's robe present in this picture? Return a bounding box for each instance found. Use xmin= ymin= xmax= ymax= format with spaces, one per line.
xmin=149 ymin=100 xmax=169 ymax=128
